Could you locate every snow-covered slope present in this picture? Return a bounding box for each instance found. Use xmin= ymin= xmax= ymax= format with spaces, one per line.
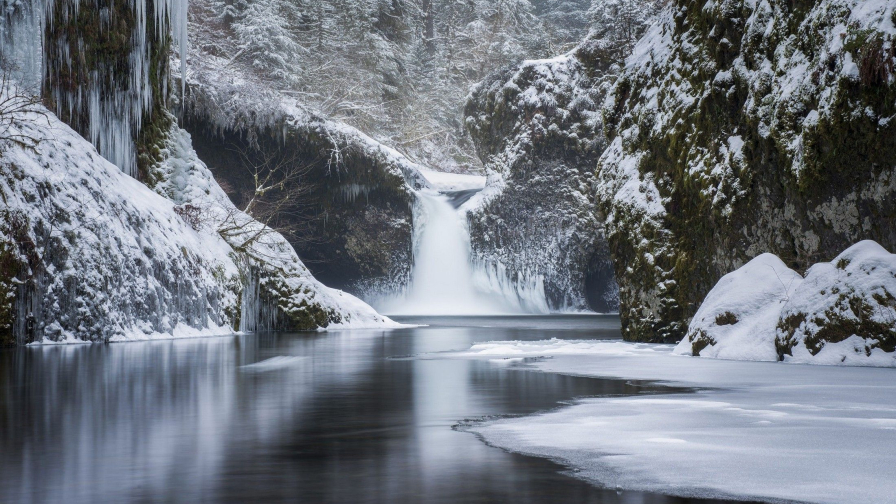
xmin=676 ymin=241 xmax=896 ymax=366
xmin=598 ymin=0 xmax=896 ymax=341
xmin=0 ymin=102 xmax=397 ymax=345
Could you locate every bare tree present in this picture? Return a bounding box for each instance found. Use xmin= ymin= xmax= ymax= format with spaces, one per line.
xmin=0 ymin=67 xmax=47 ymax=151
xmin=215 ymin=142 xmax=320 ymax=259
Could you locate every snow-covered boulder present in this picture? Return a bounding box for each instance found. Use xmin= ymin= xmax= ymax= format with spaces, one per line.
xmin=677 ymin=241 xmax=896 ymax=367
xmin=776 ymin=241 xmax=896 ymax=366
xmin=674 ymin=254 xmax=802 ymax=361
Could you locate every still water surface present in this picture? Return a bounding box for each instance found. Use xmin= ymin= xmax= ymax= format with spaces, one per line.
xmin=0 ymin=316 xmax=751 ymax=503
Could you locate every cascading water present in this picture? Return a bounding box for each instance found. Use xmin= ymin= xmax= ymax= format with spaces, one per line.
xmin=376 ymin=190 xmax=524 ymax=316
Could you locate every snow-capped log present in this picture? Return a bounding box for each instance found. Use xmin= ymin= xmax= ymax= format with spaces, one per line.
xmin=676 ymin=241 xmax=896 ymax=367
xmin=599 ymin=0 xmax=896 ymax=342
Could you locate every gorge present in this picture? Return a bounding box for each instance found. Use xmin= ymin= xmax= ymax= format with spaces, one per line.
xmin=1 ymin=1 xmax=896 ymax=502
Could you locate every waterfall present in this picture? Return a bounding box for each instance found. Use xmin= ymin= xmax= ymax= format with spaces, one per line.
xmin=375 ymin=190 xmax=527 ymax=316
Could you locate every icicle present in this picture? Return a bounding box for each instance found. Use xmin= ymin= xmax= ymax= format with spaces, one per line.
xmin=0 ymin=0 xmax=46 ymax=92
xmin=1 ymin=0 xmax=189 ymax=177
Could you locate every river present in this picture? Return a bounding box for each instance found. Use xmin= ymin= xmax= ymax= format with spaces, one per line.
xmin=0 ymin=315 xmax=750 ymax=504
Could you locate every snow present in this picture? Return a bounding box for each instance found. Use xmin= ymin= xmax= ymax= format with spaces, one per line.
xmin=676 ymin=241 xmax=896 ymax=367
xmin=674 ymin=254 xmax=802 ymax=362
xmin=1 ymin=102 xmax=239 ymax=343
xmin=1 ymin=95 xmax=399 ymax=343
xmin=418 ymin=168 xmax=486 ymax=192
xmin=435 ymin=339 xmax=896 ymax=504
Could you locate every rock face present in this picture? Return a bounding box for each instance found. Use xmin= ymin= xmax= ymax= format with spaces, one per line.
xmin=599 ymin=0 xmax=896 ymax=341
xmin=180 ymin=52 xmax=428 ymax=300
xmin=463 ymin=47 xmax=618 ymax=312
xmin=39 ymin=0 xmax=188 ymax=178
xmin=676 ymin=241 xmax=896 ymax=366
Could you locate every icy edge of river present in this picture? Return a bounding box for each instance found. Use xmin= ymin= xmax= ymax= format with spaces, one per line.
xmin=434 ymin=339 xmax=896 ymax=504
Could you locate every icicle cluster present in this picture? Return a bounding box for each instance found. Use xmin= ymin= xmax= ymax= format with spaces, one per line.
xmin=0 ymin=0 xmax=45 ymax=92
xmin=0 ymin=0 xmax=187 ymax=177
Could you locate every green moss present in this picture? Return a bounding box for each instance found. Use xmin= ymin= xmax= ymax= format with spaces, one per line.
xmin=715 ymin=311 xmax=738 ymax=326
xmin=803 ymin=296 xmax=896 ymax=354
xmin=689 ymin=329 xmax=716 ymax=356
xmin=776 ymin=312 xmax=807 ymax=359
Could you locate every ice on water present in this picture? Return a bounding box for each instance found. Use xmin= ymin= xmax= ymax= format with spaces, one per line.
xmin=438 ymin=339 xmax=896 ymax=504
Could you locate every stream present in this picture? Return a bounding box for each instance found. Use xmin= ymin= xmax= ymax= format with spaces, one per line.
xmin=0 ymin=315 xmax=753 ymax=504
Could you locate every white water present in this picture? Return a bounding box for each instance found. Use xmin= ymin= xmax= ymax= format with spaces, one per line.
xmin=377 ymin=191 xmax=520 ymax=316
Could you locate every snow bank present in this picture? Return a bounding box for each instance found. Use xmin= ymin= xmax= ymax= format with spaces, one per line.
xmin=436 ymin=339 xmax=896 ymax=504
xmin=418 ymin=168 xmax=485 ymax=192
xmin=676 ymin=241 xmax=896 ymax=367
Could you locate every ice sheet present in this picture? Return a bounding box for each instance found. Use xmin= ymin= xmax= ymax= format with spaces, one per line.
xmin=438 ymin=339 xmax=896 ymax=503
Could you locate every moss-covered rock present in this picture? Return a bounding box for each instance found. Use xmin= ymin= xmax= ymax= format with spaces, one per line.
xmin=599 ymin=0 xmax=896 ymax=342
xmin=776 ymin=240 xmax=896 ymax=362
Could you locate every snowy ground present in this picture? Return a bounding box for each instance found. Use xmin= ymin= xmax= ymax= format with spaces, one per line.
xmin=432 ymin=340 xmax=896 ymax=504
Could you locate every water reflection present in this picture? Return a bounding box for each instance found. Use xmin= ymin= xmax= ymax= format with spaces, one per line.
xmin=0 ymin=316 xmax=745 ymax=503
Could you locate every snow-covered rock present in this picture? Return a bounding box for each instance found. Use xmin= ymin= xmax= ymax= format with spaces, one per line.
xmin=0 ymin=101 xmax=397 ymax=345
xmin=179 ymin=50 xmax=429 ymax=299
xmin=676 ymin=241 xmax=896 ymax=367
xmin=674 ymin=254 xmax=802 ymax=362
xmin=777 ymin=241 xmax=896 ymax=366
xmin=463 ymin=51 xmax=617 ymax=312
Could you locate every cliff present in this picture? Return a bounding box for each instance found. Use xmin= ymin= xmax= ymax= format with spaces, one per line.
xmin=598 ymin=0 xmax=896 ymax=341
